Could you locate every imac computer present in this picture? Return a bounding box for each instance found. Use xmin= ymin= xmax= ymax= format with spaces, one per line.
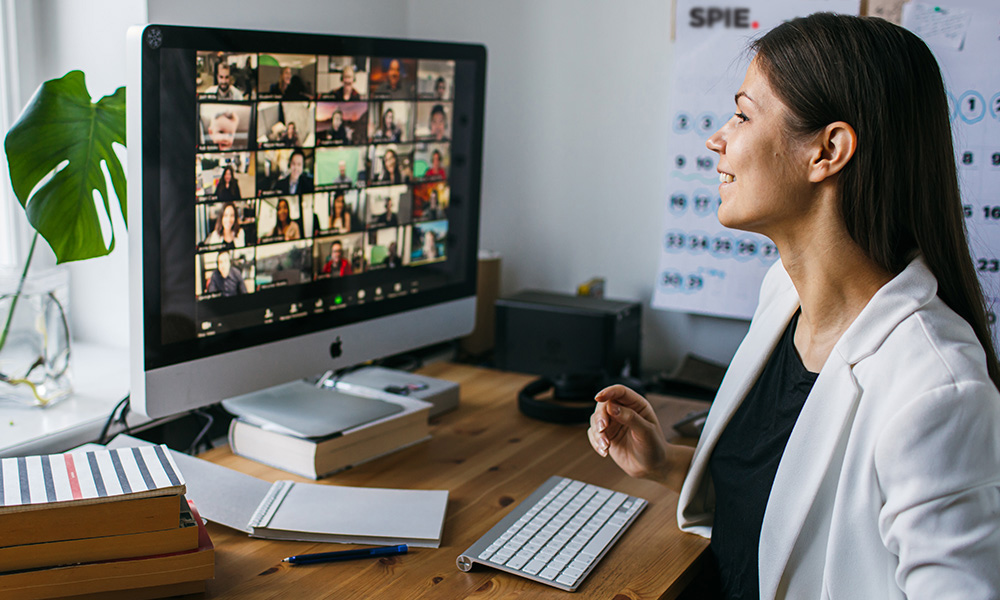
xmin=126 ymin=25 xmax=487 ymax=418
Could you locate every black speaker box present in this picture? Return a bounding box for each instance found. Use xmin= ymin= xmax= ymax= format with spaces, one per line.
xmin=494 ymin=291 xmax=641 ymax=377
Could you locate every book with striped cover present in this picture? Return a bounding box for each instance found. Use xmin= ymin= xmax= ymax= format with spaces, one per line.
xmin=0 ymin=445 xmax=185 ymax=514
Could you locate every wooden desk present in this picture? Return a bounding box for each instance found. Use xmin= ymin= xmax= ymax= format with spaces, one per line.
xmin=198 ymin=363 xmax=710 ymax=599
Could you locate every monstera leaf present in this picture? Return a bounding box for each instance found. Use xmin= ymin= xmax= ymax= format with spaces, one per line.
xmin=4 ymin=70 xmax=126 ymax=263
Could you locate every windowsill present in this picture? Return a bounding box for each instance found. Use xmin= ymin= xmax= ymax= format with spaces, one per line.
xmin=0 ymin=342 xmax=143 ymax=457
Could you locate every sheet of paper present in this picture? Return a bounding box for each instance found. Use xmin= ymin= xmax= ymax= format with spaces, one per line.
xmin=653 ymin=0 xmax=859 ymax=320
xmin=902 ymin=1 xmax=1000 ymax=342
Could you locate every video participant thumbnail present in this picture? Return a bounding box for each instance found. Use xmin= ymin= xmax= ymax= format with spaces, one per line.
xmin=258 ymin=53 xmax=317 ymax=101
xmin=197 ymin=200 xmax=257 ymax=249
xmin=315 ymin=146 xmax=365 ymax=189
xmin=369 ymin=58 xmax=417 ymax=100
xmin=198 ymin=104 xmax=253 ymax=151
xmin=318 ymin=56 xmax=369 ymax=100
xmin=365 ymin=226 xmax=409 ymax=270
xmin=257 ymin=149 xmax=315 ymax=195
xmin=197 ymin=52 xmax=257 ymax=101
xmin=367 ymin=184 xmax=412 ymax=227
xmin=314 ymin=190 xmax=364 ymax=235
xmin=413 ymin=142 xmax=449 ymax=181
xmin=370 ymin=144 xmax=414 ymax=185
xmin=410 ymin=220 xmax=448 ymax=265
xmin=257 ymin=102 xmax=316 ymax=148
xmin=196 ymin=152 xmax=256 ymax=200
xmin=196 ymin=248 xmax=256 ymax=298
xmin=412 ymin=182 xmax=448 ymax=222
xmin=314 ymin=233 xmax=365 ymax=278
xmin=415 ymin=102 xmax=451 ymax=142
xmin=370 ymin=101 xmax=414 ymax=143
xmin=258 ymin=196 xmax=310 ymax=243
xmin=316 ymin=102 xmax=368 ymax=145
xmin=417 ymin=59 xmax=455 ymax=100
xmin=255 ymin=240 xmax=313 ymax=290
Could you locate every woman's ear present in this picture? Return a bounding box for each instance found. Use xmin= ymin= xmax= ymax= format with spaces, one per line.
xmin=808 ymin=121 xmax=856 ymax=183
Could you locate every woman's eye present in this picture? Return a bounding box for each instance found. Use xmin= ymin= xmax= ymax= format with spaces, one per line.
xmin=734 ymin=112 xmax=749 ymax=123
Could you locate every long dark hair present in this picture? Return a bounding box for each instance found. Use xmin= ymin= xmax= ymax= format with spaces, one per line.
xmin=752 ymin=13 xmax=1000 ymax=387
xmin=213 ymin=202 xmax=240 ymax=236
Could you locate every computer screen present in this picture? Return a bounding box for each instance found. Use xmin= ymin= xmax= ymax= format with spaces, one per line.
xmin=127 ymin=25 xmax=486 ymax=418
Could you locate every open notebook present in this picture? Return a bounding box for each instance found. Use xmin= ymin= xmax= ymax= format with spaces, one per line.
xmin=108 ymin=435 xmax=447 ymax=548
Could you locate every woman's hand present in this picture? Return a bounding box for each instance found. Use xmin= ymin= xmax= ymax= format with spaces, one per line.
xmin=588 ymin=385 xmax=689 ymax=489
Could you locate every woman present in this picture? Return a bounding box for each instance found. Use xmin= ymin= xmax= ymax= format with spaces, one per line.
xmin=283 ymin=121 xmax=300 ymax=146
xmin=422 ymin=189 xmax=444 ymax=221
xmin=424 ymin=149 xmax=446 ymax=180
xmin=269 ymin=66 xmax=308 ymax=100
xmin=203 ymin=202 xmax=245 ymax=248
xmin=270 ymin=197 xmax=300 ymax=241
xmin=378 ymin=149 xmax=404 ymax=183
xmin=215 ymin=166 xmax=241 ymax=201
xmin=328 ymin=192 xmax=358 ymax=233
xmin=421 ymin=231 xmax=438 ymax=260
xmin=326 ymin=109 xmax=348 ymax=144
xmin=589 ymin=14 xmax=1000 ymax=599
xmin=330 ymin=65 xmax=361 ymax=101
xmin=375 ymin=107 xmax=401 ymax=142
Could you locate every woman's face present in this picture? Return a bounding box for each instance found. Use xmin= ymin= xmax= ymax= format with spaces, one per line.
xmin=223 ymin=168 xmax=232 ymax=183
xmin=705 ymin=59 xmax=813 ymax=236
xmin=287 ymin=123 xmax=296 ymax=135
xmin=281 ymin=67 xmax=292 ymax=84
xmin=334 ymin=195 xmax=345 ymax=213
xmin=222 ymin=205 xmax=236 ymax=231
xmin=384 ymin=110 xmax=394 ymax=127
xmin=431 ymin=152 xmax=441 ymax=168
xmin=332 ymin=112 xmax=343 ymax=128
xmin=277 ymin=200 xmax=290 ymax=223
xmin=385 ymin=151 xmax=397 ymax=172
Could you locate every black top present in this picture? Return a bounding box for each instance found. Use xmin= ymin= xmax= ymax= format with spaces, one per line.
xmin=708 ymin=310 xmax=818 ymax=600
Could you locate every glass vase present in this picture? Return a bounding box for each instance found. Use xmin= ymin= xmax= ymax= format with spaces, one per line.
xmin=0 ymin=265 xmax=72 ymax=407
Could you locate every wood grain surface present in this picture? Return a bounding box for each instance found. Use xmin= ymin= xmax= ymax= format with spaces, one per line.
xmin=198 ymin=363 xmax=710 ymax=599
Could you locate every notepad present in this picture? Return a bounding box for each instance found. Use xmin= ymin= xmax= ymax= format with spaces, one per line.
xmin=247 ymin=480 xmax=448 ymax=547
xmin=108 ymin=435 xmax=448 ymax=548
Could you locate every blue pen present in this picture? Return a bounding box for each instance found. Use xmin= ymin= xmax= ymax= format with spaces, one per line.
xmin=282 ymin=544 xmax=408 ymax=565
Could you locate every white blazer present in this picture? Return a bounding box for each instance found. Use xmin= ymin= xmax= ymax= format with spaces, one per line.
xmin=678 ymin=257 xmax=1000 ymax=599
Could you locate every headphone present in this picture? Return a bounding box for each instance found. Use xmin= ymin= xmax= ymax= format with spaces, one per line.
xmin=517 ymin=371 xmax=644 ymax=424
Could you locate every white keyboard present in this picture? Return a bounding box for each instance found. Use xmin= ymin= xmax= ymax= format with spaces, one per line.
xmin=456 ymin=476 xmax=647 ymax=592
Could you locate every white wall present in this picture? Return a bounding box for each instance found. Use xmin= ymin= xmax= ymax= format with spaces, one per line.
xmin=12 ymin=0 xmax=145 ymax=348
xmin=405 ymin=0 xmax=749 ymax=372
xmin=147 ymin=0 xmax=409 ymax=37
xmin=16 ymin=0 xmax=750 ymax=373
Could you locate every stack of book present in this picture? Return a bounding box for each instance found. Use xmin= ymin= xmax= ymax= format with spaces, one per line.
xmin=0 ymin=445 xmax=214 ymax=600
xmin=229 ymin=386 xmax=433 ymax=479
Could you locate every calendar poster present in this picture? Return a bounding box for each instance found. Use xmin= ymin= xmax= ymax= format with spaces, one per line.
xmin=653 ymin=0 xmax=859 ymax=319
xmin=902 ymin=1 xmax=1000 ymax=341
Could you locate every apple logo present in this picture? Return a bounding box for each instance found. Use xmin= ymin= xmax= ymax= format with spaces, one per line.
xmin=330 ymin=336 xmax=343 ymax=359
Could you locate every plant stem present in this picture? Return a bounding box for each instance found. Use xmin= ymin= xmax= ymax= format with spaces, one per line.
xmin=0 ymin=231 xmax=39 ymax=354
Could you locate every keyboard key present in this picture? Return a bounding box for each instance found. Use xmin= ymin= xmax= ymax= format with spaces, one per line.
xmin=540 ymin=566 xmax=561 ymax=580
xmin=524 ymin=559 xmax=548 ymax=575
xmin=506 ymin=555 xmax=530 ymax=569
xmin=563 ymin=566 xmax=584 ymax=579
xmin=556 ymin=573 xmax=579 ymax=587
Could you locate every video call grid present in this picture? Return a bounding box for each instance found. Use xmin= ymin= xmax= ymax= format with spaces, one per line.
xmin=191 ymin=52 xmax=456 ymax=299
